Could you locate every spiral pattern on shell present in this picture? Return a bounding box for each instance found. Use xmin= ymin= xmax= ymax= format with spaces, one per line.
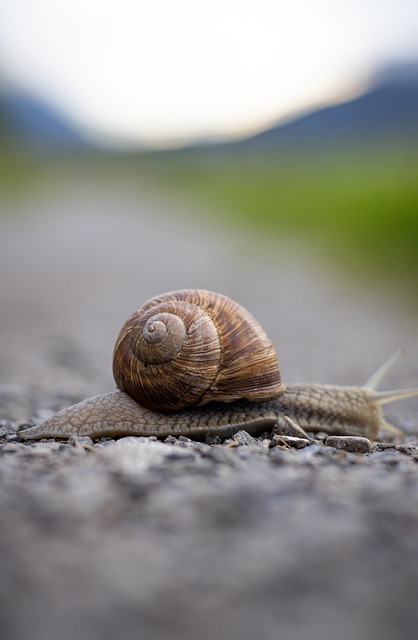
xmin=112 ymin=289 xmax=284 ymax=411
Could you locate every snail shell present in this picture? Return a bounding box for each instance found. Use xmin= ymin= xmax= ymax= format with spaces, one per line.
xmin=112 ymin=289 xmax=284 ymax=411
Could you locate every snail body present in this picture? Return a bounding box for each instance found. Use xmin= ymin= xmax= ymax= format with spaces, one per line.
xmin=19 ymin=289 xmax=418 ymax=442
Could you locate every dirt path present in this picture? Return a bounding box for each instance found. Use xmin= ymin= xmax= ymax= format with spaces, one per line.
xmin=1 ymin=182 xmax=417 ymax=419
xmin=1 ymin=182 xmax=418 ymax=640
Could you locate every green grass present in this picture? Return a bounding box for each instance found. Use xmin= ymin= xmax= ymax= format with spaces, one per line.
xmin=1 ymin=141 xmax=417 ymax=297
xmin=138 ymin=143 xmax=418 ymax=294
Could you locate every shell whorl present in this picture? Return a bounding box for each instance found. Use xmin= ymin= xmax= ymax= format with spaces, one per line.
xmin=113 ymin=289 xmax=284 ymax=411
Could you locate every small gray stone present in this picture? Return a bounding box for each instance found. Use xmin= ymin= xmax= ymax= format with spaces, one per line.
xmin=309 ymin=431 xmax=329 ymax=443
xmin=178 ymin=435 xmax=193 ymax=443
xmin=325 ymin=436 xmax=372 ymax=454
xmin=271 ymin=435 xmax=311 ymax=449
xmin=395 ymin=444 xmax=418 ymax=456
xmin=0 ymin=420 xmax=18 ymax=434
xmin=204 ymin=433 xmax=222 ymax=445
xmin=225 ymin=430 xmax=257 ymax=446
xmin=273 ymin=416 xmax=310 ymax=439
xmin=67 ymin=435 xmax=94 ymax=448
xmin=373 ymin=442 xmax=396 ymax=451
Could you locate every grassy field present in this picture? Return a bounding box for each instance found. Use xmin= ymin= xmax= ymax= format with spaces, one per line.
xmin=137 ymin=142 xmax=418 ymax=295
xmin=1 ymin=141 xmax=417 ymax=298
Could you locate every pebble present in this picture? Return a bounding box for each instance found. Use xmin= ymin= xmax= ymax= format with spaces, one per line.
xmin=67 ymin=435 xmax=95 ymax=448
xmin=0 ymin=419 xmax=18 ymax=434
xmin=308 ymin=431 xmax=329 ymax=443
xmin=204 ymin=433 xmax=223 ymax=445
xmin=373 ymin=442 xmax=396 ymax=451
xmin=225 ymin=430 xmax=258 ymax=446
xmin=325 ymin=436 xmax=372 ymax=454
xmin=395 ymin=444 xmax=418 ymax=456
xmin=271 ymin=434 xmax=311 ymax=449
xmin=273 ymin=417 xmax=310 ymax=439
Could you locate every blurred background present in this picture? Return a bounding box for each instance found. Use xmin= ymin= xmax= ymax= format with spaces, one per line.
xmin=0 ymin=0 xmax=417 ymax=412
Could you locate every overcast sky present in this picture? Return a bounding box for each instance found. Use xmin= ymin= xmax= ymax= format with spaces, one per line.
xmin=0 ymin=0 xmax=417 ymax=147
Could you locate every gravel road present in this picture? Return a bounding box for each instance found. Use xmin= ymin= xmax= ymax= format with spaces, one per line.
xmin=1 ymin=181 xmax=418 ymax=640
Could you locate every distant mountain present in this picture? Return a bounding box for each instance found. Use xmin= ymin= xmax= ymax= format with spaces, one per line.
xmin=230 ymin=71 xmax=418 ymax=153
xmin=1 ymin=62 xmax=417 ymax=154
xmin=0 ymin=90 xmax=88 ymax=151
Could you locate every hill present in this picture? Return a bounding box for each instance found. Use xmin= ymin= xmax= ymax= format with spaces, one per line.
xmin=1 ymin=64 xmax=418 ymax=155
xmin=225 ymin=73 xmax=418 ymax=153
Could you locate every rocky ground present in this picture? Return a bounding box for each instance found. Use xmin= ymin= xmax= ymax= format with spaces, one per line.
xmin=1 ymin=182 xmax=418 ymax=640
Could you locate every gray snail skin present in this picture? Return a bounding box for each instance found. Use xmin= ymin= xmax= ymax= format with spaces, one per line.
xmin=19 ymin=290 xmax=418 ymax=442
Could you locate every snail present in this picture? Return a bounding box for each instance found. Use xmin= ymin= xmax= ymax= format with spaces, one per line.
xmin=19 ymin=289 xmax=418 ymax=442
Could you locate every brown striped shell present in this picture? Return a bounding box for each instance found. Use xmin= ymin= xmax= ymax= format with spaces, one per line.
xmin=112 ymin=289 xmax=284 ymax=411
